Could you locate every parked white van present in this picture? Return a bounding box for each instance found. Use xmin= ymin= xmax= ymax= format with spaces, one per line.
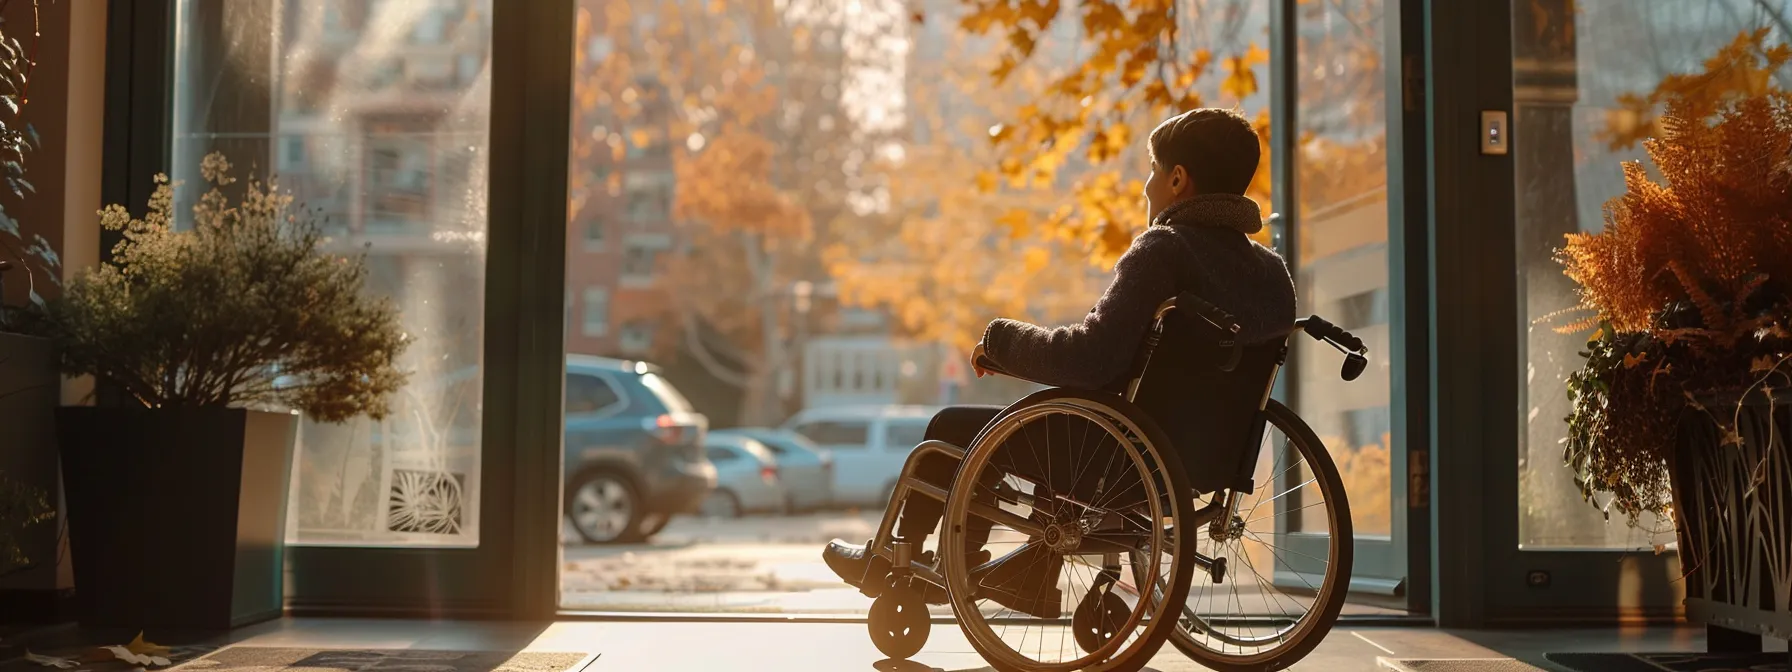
xmin=779 ymin=405 xmax=942 ymax=507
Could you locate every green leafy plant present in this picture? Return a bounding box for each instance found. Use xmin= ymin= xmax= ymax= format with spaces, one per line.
xmin=0 ymin=0 xmax=56 ymax=319
xmin=43 ymin=153 xmax=411 ymax=422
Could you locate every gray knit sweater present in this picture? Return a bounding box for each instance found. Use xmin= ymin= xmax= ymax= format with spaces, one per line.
xmin=981 ymin=194 xmax=1296 ymax=390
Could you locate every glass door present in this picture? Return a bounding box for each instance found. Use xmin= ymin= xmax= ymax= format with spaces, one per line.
xmin=165 ymin=0 xmax=568 ymax=615
xmin=1278 ymin=0 xmax=1410 ymax=607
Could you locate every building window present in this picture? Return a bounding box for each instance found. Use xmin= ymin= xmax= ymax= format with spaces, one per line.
xmin=367 ymin=139 xmax=431 ymax=224
xmin=619 ymin=322 xmax=655 ymax=355
xmin=622 ymin=245 xmax=655 ymax=282
xmin=621 ymin=234 xmax=670 ymax=286
xmin=622 ymin=170 xmax=673 ymax=223
xmin=582 ymin=287 xmax=609 ymax=337
xmin=583 ymin=218 xmax=606 ymax=251
xmin=281 ymin=136 xmax=306 ymax=171
xmin=625 ymin=186 xmax=669 ymax=222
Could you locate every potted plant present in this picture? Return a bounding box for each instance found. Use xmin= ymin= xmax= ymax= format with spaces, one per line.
xmin=41 ymin=153 xmax=409 ymax=629
xmin=1557 ymin=79 xmax=1792 ymax=641
xmin=0 ymin=0 xmax=70 ymax=624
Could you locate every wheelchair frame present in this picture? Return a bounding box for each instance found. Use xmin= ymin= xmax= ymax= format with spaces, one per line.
xmin=856 ymin=295 xmax=1368 ymax=596
xmin=854 ymin=295 xmax=1370 ymax=668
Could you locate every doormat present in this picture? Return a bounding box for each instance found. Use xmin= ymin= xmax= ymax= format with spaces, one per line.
xmin=1546 ymin=652 xmax=1792 ymax=672
xmin=1378 ymin=658 xmax=1547 ymax=672
xmin=168 ymin=648 xmax=596 ymax=672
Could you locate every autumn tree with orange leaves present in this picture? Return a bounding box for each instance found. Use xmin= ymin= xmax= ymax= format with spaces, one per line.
xmin=571 ymin=0 xmax=896 ymax=424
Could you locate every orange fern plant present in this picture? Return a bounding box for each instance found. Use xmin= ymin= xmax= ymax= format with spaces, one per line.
xmin=1557 ymin=75 xmax=1792 ymax=522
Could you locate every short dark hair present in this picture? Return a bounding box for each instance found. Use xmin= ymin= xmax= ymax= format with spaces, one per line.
xmin=1147 ymin=108 xmax=1259 ymax=196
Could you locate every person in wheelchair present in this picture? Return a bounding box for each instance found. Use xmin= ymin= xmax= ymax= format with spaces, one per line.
xmin=822 ymin=107 xmax=1298 ymax=610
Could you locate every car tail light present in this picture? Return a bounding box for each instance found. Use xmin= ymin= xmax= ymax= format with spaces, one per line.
xmin=760 ymin=464 xmax=778 ymax=484
xmin=645 ymin=414 xmax=693 ymax=445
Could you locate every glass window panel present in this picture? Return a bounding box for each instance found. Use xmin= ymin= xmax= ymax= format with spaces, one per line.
xmin=882 ymin=421 xmax=928 ymax=452
xmin=1509 ymin=0 xmax=1781 ymax=549
xmin=795 ymin=421 xmax=871 ymax=447
xmin=1293 ymin=0 xmax=1393 ymax=538
xmin=565 ymin=374 xmax=620 ymax=415
xmin=174 ymin=0 xmax=493 ymax=547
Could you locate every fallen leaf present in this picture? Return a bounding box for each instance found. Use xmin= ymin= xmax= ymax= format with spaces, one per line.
xmin=104 ymin=646 xmax=169 ymax=667
xmin=1623 ymin=351 xmax=1648 ymax=369
xmin=25 ymin=652 xmax=79 ymax=669
xmin=125 ymin=633 xmax=171 ymax=659
xmin=1750 ymin=355 xmax=1777 ymax=373
xmin=1653 ymin=543 xmax=1668 ymax=555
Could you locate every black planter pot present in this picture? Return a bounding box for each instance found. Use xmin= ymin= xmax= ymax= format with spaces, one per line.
xmin=56 ymin=407 xmax=297 ymax=630
xmin=0 ymin=332 xmax=66 ymax=623
xmin=1671 ymin=392 xmax=1792 ymax=649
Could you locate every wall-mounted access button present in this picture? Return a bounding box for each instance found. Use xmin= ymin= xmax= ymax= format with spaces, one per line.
xmin=1481 ymin=111 xmax=1509 ymax=155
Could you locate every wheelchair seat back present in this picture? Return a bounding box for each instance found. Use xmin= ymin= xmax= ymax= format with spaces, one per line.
xmin=1128 ymin=293 xmax=1284 ymax=495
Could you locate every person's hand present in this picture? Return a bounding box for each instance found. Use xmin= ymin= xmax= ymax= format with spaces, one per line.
xmin=970 ymin=342 xmax=990 ymax=378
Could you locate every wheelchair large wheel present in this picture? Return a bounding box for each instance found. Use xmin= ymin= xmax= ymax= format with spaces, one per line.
xmin=1156 ymin=398 xmax=1354 ymax=672
xmin=939 ymin=390 xmax=1197 ymax=672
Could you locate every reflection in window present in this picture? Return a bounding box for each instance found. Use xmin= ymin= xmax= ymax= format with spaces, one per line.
xmin=1510 ymin=0 xmax=1772 ymax=549
xmin=173 ymin=0 xmax=492 ymax=547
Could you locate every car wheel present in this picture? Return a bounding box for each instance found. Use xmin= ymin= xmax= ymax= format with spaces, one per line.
xmin=568 ymin=470 xmax=646 ymax=544
xmin=637 ymin=512 xmax=670 ymax=537
xmin=700 ymin=490 xmax=741 ymax=519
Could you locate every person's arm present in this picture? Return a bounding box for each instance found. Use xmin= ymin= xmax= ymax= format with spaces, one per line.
xmin=979 ymin=229 xmax=1180 ymax=390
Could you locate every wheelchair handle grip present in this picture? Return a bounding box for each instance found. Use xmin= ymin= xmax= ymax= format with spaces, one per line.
xmin=1298 ymin=315 xmax=1370 ymax=382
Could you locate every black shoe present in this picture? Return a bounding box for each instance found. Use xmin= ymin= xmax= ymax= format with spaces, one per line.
xmin=823 ymin=538 xmax=889 ymax=597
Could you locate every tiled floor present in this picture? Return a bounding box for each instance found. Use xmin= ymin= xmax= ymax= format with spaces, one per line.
xmin=6 ymin=618 xmax=1736 ymax=672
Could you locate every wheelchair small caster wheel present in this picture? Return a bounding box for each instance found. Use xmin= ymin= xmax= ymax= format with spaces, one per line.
xmin=1072 ymin=588 xmax=1131 ymax=654
xmin=869 ymin=587 xmax=930 ymax=660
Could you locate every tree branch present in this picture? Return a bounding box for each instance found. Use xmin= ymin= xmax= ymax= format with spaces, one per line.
xmin=679 ymin=309 xmax=752 ymax=388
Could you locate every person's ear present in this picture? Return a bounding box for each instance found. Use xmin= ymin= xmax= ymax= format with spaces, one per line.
xmin=1170 ymin=165 xmax=1192 ymax=195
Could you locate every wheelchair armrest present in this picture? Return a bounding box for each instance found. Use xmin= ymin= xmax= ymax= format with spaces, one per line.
xmin=973 ymin=353 xmax=1054 ymax=387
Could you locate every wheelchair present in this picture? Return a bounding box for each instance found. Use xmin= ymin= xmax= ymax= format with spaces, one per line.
xmin=854 ymin=293 xmax=1369 ymax=672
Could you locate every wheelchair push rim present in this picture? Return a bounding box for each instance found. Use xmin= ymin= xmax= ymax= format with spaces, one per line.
xmin=1147 ymin=398 xmax=1355 ymax=670
xmin=940 ymin=395 xmax=1197 ymax=672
